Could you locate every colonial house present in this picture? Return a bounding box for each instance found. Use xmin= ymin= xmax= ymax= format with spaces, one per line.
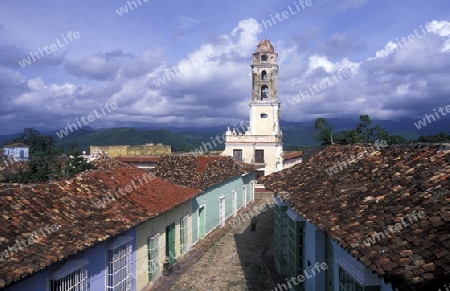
xmin=0 ymin=163 xmax=200 ymax=291
xmin=0 ymin=155 xmax=256 ymax=291
xmin=152 ymin=155 xmax=257 ymax=245
xmin=262 ymin=144 xmax=450 ymax=291
xmin=2 ymin=143 xmax=29 ymax=161
xmin=282 ymin=151 xmax=302 ymax=169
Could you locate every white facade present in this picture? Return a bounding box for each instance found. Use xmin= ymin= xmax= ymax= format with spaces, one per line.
xmin=3 ymin=143 xmax=29 ymax=161
xmin=222 ymin=39 xmax=283 ymax=176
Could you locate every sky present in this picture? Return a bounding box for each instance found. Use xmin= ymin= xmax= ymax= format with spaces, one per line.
xmin=0 ymin=0 xmax=449 ymax=135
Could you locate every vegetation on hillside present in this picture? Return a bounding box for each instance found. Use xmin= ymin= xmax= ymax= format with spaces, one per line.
xmin=2 ymin=129 xmax=91 ymax=183
xmin=313 ymin=115 xmax=449 ymax=146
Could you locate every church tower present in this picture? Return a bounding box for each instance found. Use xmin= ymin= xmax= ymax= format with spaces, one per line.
xmin=222 ymin=39 xmax=283 ymax=177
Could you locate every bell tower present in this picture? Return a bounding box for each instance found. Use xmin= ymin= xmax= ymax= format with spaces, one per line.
xmin=249 ymin=39 xmax=281 ymax=138
xmin=222 ymin=39 xmax=283 ymax=176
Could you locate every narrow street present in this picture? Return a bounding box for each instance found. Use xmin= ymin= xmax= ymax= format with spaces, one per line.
xmin=151 ymin=193 xmax=275 ymax=291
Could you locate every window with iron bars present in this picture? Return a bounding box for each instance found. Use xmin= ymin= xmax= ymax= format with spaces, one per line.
xmin=106 ymin=242 xmax=132 ymax=291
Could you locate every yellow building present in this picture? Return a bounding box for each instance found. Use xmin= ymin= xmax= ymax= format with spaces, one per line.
xmin=90 ymin=143 xmax=171 ymax=157
xmin=135 ymin=200 xmax=192 ymax=291
xmin=222 ymin=39 xmax=283 ymax=177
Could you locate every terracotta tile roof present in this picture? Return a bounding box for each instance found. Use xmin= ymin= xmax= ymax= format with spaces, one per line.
xmin=90 ymin=156 xmax=132 ymax=170
xmin=153 ymin=155 xmax=257 ymax=189
xmin=0 ymin=167 xmax=199 ymax=288
xmin=3 ymin=143 xmax=29 ymax=148
xmin=116 ymin=156 xmax=160 ymax=163
xmin=283 ymin=151 xmax=302 ymax=160
xmin=0 ymin=159 xmax=28 ymax=181
xmin=261 ymin=144 xmax=450 ymax=290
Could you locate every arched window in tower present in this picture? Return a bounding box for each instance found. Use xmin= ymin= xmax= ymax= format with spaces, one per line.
xmin=261 ymin=85 xmax=269 ymax=100
xmin=261 ymin=70 xmax=267 ymax=80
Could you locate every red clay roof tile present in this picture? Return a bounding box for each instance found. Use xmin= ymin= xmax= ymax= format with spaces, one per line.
xmin=0 ymin=167 xmax=199 ymax=288
xmin=153 ymin=155 xmax=256 ymax=189
xmin=262 ymin=144 xmax=450 ymax=290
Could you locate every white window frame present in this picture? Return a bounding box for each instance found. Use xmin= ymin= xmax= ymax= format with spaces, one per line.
xmin=232 ymin=190 xmax=237 ymax=216
xmin=243 ymin=185 xmax=247 ymax=207
xmin=147 ymin=233 xmax=160 ymax=282
xmin=48 ymin=259 xmax=89 ymax=291
xmin=219 ymin=197 xmax=226 ymax=226
xmin=180 ymin=216 xmax=189 ymax=254
xmin=197 ymin=204 xmax=207 ymax=240
xmin=250 ymin=181 xmax=255 ymax=201
xmin=106 ymin=236 xmax=133 ymax=291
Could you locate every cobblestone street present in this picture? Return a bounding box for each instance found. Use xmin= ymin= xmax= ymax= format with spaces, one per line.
xmin=151 ymin=193 xmax=275 ymax=291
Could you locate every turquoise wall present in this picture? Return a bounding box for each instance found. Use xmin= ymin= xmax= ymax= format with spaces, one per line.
xmin=192 ymin=173 xmax=255 ymax=244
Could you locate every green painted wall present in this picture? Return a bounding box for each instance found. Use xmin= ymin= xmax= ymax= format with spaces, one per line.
xmin=192 ymin=172 xmax=255 ymax=244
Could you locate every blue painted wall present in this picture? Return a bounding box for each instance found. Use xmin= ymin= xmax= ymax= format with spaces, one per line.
xmin=275 ymin=199 xmax=395 ymax=291
xmin=331 ymin=239 xmax=394 ymax=291
xmin=5 ymin=229 xmax=137 ymax=291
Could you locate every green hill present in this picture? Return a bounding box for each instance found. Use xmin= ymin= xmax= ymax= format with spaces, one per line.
xmin=1 ymin=125 xmax=319 ymax=154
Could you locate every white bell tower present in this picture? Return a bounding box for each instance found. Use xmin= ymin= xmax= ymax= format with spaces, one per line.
xmin=222 ymin=39 xmax=283 ymax=176
xmin=249 ymin=39 xmax=282 ymax=138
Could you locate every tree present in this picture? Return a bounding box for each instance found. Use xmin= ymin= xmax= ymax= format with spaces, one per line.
xmin=3 ymin=129 xmax=89 ymax=183
xmin=314 ymin=115 xmax=408 ymax=146
xmin=314 ymin=118 xmax=335 ymax=145
xmin=11 ymin=128 xmax=59 ymax=156
xmin=65 ymin=144 xmax=92 ymax=176
xmin=387 ymin=135 xmax=408 ymax=145
xmin=4 ymin=129 xmax=62 ymax=182
xmin=368 ymin=124 xmax=390 ymax=142
xmin=418 ymin=132 xmax=449 ymax=143
xmin=338 ymin=129 xmax=361 ymax=145
xmin=356 ymin=114 xmax=372 ymax=143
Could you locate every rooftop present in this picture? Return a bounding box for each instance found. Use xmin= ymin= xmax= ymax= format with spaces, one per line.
xmin=283 ymin=151 xmax=302 ymax=160
xmin=0 ymin=167 xmax=200 ymax=288
xmin=116 ymin=156 xmax=160 ymax=163
xmin=256 ymin=39 xmax=275 ymax=53
xmin=153 ymin=155 xmax=257 ymax=189
xmin=261 ymin=144 xmax=450 ymax=289
xmin=3 ymin=143 xmax=29 ymax=148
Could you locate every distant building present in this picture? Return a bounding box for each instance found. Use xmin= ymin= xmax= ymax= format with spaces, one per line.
xmin=222 ymin=39 xmax=284 ymax=177
xmin=3 ymin=143 xmax=29 ymax=161
xmin=282 ymin=151 xmax=302 ymax=169
xmin=116 ymin=156 xmax=160 ymax=169
xmin=90 ymin=143 xmax=171 ymax=157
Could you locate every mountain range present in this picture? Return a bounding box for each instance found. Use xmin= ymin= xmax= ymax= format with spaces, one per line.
xmin=0 ymin=117 xmax=448 ymax=153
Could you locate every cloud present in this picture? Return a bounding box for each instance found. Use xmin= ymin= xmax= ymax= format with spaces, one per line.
xmin=281 ymin=20 xmax=450 ymax=122
xmin=122 ymin=50 xmax=164 ymax=78
xmin=231 ymin=19 xmax=261 ymax=55
xmin=64 ymin=50 xmax=127 ymax=80
xmin=322 ymin=34 xmax=367 ymax=58
xmin=1 ymin=16 xmax=450 ymax=134
xmin=0 ymin=66 xmax=29 ymax=113
xmin=0 ymin=45 xmax=64 ymax=68
xmin=338 ymin=0 xmax=369 ymax=10
xmin=175 ymin=16 xmax=202 ymax=30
